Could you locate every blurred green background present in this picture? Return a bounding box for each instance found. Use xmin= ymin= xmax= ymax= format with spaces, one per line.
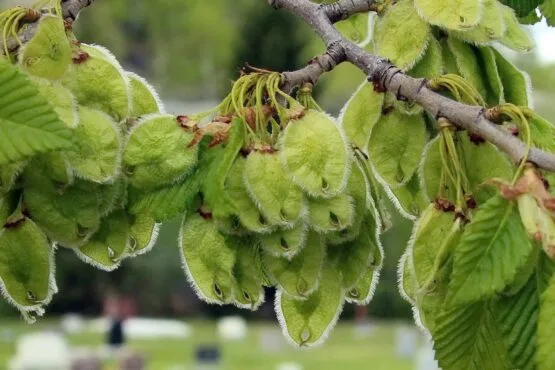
xmin=0 ymin=1 xmax=555 ymax=369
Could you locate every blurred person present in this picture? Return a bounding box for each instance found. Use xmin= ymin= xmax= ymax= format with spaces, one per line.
xmin=103 ymin=292 xmax=136 ymax=350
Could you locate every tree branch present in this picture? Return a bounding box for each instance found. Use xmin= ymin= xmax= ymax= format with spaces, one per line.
xmin=281 ymin=41 xmax=346 ymax=93
xmin=0 ymin=0 xmax=95 ymax=55
xmin=271 ymin=0 xmax=555 ymax=173
xmin=323 ymin=0 xmax=379 ymax=23
xmin=61 ymin=0 xmax=96 ymax=21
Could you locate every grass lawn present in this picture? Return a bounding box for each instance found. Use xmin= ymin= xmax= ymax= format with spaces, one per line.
xmin=0 ymin=319 xmax=418 ymax=370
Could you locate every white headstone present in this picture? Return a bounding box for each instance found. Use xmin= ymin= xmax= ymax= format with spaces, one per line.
xmin=217 ymin=316 xmax=247 ymax=341
xmin=86 ymin=317 xmax=192 ymax=340
xmin=9 ymin=332 xmax=71 ymax=370
xmin=124 ymin=318 xmax=192 ymax=340
xmin=276 ymin=362 xmax=303 ymax=370
xmin=60 ymin=314 xmax=86 ymax=334
xmin=396 ymin=326 xmax=419 ymax=359
xmin=415 ymin=341 xmax=440 ymax=370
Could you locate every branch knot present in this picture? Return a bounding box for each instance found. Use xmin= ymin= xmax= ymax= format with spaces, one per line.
xmin=320 ymin=41 xmax=345 ymax=70
xmin=323 ymin=0 xmax=380 ymax=23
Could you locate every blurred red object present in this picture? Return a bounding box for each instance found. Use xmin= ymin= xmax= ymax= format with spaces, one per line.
xmin=103 ymin=294 xmax=137 ymax=320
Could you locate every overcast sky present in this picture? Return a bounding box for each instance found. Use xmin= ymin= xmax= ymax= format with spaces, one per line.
xmin=532 ymin=20 xmax=555 ymax=63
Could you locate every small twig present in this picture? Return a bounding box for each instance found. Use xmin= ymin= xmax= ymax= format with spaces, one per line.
xmin=323 ymin=0 xmax=380 ymax=23
xmin=0 ymin=0 xmax=95 ymax=55
xmin=281 ymin=41 xmax=346 ymax=94
xmin=61 ymin=0 xmax=96 ymax=22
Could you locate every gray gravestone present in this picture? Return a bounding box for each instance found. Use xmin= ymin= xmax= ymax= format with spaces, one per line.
xmin=396 ymin=326 xmax=419 ymax=359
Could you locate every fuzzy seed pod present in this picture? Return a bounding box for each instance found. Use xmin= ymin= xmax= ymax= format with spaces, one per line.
xmin=19 ymin=15 xmax=72 ymax=80
xmin=280 ymin=110 xmax=350 ymax=198
xmin=62 ymin=44 xmax=130 ymax=122
xmin=123 ymin=114 xmax=198 ymax=190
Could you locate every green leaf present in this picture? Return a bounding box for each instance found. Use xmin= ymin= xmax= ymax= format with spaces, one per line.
xmin=446 ymin=36 xmax=489 ymax=99
xmin=339 ymin=81 xmax=384 ymax=152
xmin=409 ymin=208 xmax=462 ymax=334
xmin=502 ymin=243 xmax=539 ymax=296
xmin=368 ymin=110 xmax=428 ymax=187
xmin=390 ymin=94 xmax=424 ymax=116
xmin=537 ymin=251 xmax=555 ymax=292
xmin=414 ymin=0 xmax=483 ymax=30
xmin=374 ymin=0 xmax=431 ymax=70
xmin=410 ymin=205 xmax=459 ymax=288
xmin=0 ymin=162 xmax=25 ymax=196
xmin=31 ymin=78 xmax=78 ymax=128
xmin=276 ymin=264 xmax=344 ymax=348
xmin=448 ymin=195 xmax=534 ymax=305
xmin=541 ymin=0 xmax=555 ymax=26
xmin=499 ymin=4 xmax=536 ymax=52
xmin=500 ymin=0 xmax=543 ymax=17
xmin=494 ymin=265 xmax=544 ymax=370
xmin=433 ymin=301 xmax=511 ymax=370
xmin=0 ymin=58 xmax=72 ymax=165
xmin=493 ymin=47 xmax=531 ymax=106
xmin=418 ymin=266 xmax=452 ymax=335
xmin=407 ymin=36 xmax=443 ymax=80
xmin=421 ymin=136 xmax=457 ymax=203
xmin=539 ymin=274 xmax=555 ymax=369
xmin=477 ymin=46 xmax=505 ymax=106
xmin=440 ymin=38 xmax=461 ymax=75
xmin=0 ymin=192 xmax=18 ymax=223
xmin=335 ymin=13 xmax=372 ymax=46
xmin=456 ymin=132 xmax=514 ymax=203
xmin=519 ymin=8 xmax=542 ymax=24
xmin=528 ymin=112 xmax=555 ymax=153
